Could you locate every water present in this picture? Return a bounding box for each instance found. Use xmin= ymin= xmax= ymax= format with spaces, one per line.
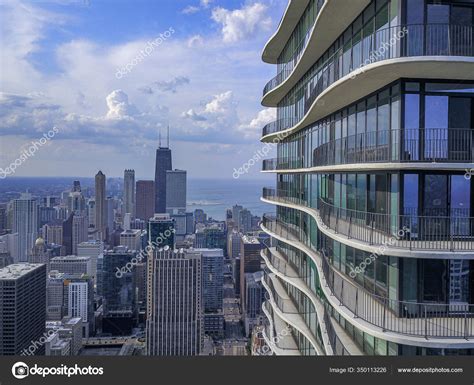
xmin=187 ymin=178 xmax=274 ymax=221
xmin=0 ymin=177 xmax=275 ymax=221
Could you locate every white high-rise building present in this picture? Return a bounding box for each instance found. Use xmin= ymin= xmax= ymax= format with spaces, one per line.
xmin=12 ymin=193 xmax=38 ymax=262
xmin=147 ymin=249 xmax=202 ymax=356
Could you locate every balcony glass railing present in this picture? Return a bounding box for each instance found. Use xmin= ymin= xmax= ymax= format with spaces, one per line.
xmin=261 ymin=214 xmax=474 ymax=338
xmin=262 ymin=190 xmax=474 ymax=251
xmin=262 ymin=23 xmax=474 ymax=138
xmin=263 ymin=0 xmax=325 ymax=96
xmin=263 ymin=128 xmax=474 ymax=170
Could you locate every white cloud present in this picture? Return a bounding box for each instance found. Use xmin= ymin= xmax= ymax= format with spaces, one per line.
xmin=211 ymin=3 xmax=272 ymax=43
xmin=200 ymin=0 xmax=214 ymax=7
xmin=239 ymin=108 xmax=276 ymax=139
xmin=204 ymin=91 xmax=233 ymax=114
xmin=182 ymin=5 xmax=199 ymax=15
xmin=105 ymin=90 xmax=138 ymax=120
xmin=187 ymin=34 xmax=204 ymax=48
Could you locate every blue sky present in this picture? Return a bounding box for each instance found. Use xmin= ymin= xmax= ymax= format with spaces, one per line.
xmin=0 ymin=0 xmax=285 ymax=179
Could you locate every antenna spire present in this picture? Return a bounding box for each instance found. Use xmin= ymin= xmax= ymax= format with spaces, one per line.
xmin=167 ymin=124 xmax=170 ymax=148
xmin=159 ymin=127 xmax=162 ymax=148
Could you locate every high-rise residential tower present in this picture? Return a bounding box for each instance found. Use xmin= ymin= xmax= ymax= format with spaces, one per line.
xmin=146 ymin=249 xmax=203 ymax=356
xmin=260 ymin=0 xmax=474 ymax=356
xmin=95 ymin=171 xmax=107 ymax=241
xmin=12 ymin=193 xmax=38 ymax=262
xmin=124 ymin=169 xmax=136 ymax=218
xmin=136 ymin=180 xmax=155 ymax=221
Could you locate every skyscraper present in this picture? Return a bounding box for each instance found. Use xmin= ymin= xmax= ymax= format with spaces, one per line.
xmin=260 ymin=0 xmax=474 ymax=356
xmin=95 ymin=171 xmax=107 ymax=241
xmin=124 ymin=169 xmax=136 ymax=218
xmin=102 ymin=246 xmax=137 ymax=335
xmin=12 ymin=193 xmax=38 ymax=262
xmin=154 ymin=145 xmax=172 ymax=214
xmin=146 ymin=249 xmax=203 ymax=356
xmin=136 ymin=180 xmax=155 ymax=221
xmin=239 ymin=236 xmax=262 ymax=314
xmin=166 ymin=169 xmax=186 ymax=214
xmin=0 ymin=263 xmax=46 ymax=355
xmin=148 ymin=213 xmax=175 ymax=249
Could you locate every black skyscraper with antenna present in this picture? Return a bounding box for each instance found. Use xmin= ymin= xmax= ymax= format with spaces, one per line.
xmin=154 ymin=127 xmax=172 ymax=214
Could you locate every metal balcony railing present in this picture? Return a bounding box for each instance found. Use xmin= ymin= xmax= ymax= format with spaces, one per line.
xmin=323 ymin=306 xmax=350 ymax=356
xmin=262 ymin=23 xmax=474 ymax=138
xmin=318 ymin=198 xmax=474 ymax=252
xmin=320 ymin=250 xmax=474 ymax=338
xmin=263 ymin=0 xmax=325 ymax=96
xmin=261 ymin=214 xmax=474 ymax=338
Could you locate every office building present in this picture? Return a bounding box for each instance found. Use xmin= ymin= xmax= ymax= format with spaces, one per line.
xmin=50 ymin=256 xmax=92 ymax=277
xmin=136 ymin=180 xmax=155 ymax=221
xmin=239 ymin=235 xmax=262 ymax=310
xmin=166 ymin=169 xmax=186 ymax=214
xmin=95 ymin=171 xmax=107 ymax=241
xmin=45 ymin=317 xmax=83 ymax=356
xmin=123 ymin=169 xmax=136 ymax=218
xmin=12 ymin=193 xmax=38 ymax=262
xmin=65 ymin=274 xmax=94 ymax=337
xmin=0 ymin=263 xmax=46 ymax=355
xmin=120 ymin=229 xmax=142 ymax=251
xmin=154 ymin=143 xmax=172 ymax=214
xmin=47 ymin=271 xmax=66 ymax=321
xmin=260 ymin=0 xmax=474 ymax=355
xmin=146 ymin=249 xmax=203 ymax=355
xmin=148 ymin=213 xmax=175 ymax=248
xmin=77 ymin=240 xmax=104 ymax=283
xmin=102 ymin=247 xmax=137 ymax=335
xmin=244 ymin=271 xmax=264 ymax=336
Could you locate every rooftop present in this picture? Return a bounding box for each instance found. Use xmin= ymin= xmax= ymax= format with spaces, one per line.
xmin=0 ymin=263 xmax=44 ymax=280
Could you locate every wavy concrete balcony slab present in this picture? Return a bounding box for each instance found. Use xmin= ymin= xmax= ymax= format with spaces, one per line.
xmin=262 ymin=272 xmax=325 ymax=355
xmin=260 ymin=221 xmax=474 ymax=349
xmin=261 ymin=57 xmax=474 ymax=142
xmin=261 ymin=196 xmax=474 ymax=259
xmin=262 ymin=0 xmax=311 ymax=64
xmin=262 ymin=302 xmax=301 ymax=355
xmin=262 ymin=0 xmax=370 ymax=103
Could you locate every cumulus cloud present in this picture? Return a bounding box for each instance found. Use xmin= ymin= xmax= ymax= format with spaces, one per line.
xmin=211 ymin=3 xmax=272 ymax=43
xmin=238 ymin=108 xmax=276 ymax=139
xmin=181 ymin=109 xmax=207 ymax=122
xmin=155 ymin=76 xmax=190 ymax=93
xmin=105 ymin=90 xmax=139 ymax=119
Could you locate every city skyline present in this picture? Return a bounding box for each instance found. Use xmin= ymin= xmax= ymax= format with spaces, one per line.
xmin=0 ymin=0 xmax=286 ymax=179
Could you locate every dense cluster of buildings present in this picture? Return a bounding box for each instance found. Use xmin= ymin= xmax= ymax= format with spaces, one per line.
xmin=0 ymin=134 xmax=270 ymax=356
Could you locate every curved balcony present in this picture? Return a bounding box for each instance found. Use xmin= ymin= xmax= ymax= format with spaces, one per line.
xmin=262 ymin=128 xmax=474 ymax=172
xmin=262 ymin=301 xmax=300 ymax=355
xmin=263 ymin=23 xmax=317 ymax=95
xmin=263 ymin=0 xmax=371 ymax=101
xmin=261 ymin=23 xmax=474 ymax=141
xmin=320 ymin=249 xmax=474 ymax=339
xmin=262 ymin=117 xmax=299 ymax=138
xmin=262 ymin=0 xmax=312 ymax=64
xmin=262 ymin=271 xmax=323 ymax=355
xmin=262 ymin=188 xmax=474 ymax=253
xmin=323 ymin=306 xmax=351 ymax=356
xmin=261 ymin=215 xmax=474 ymax=340
xmin=318 ymin=198 xmax=474 ymax=252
